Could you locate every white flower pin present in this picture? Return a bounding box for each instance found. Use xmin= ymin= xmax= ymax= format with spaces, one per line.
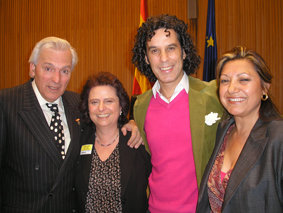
xmin=205 ymin=112 xmax=220 ymax=126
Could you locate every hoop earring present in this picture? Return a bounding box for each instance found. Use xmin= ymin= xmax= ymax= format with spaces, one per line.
xmin=120 ymin=110 xmax=122 ymax=116
xmin=261 ymin=94 xmax=268 ymax=101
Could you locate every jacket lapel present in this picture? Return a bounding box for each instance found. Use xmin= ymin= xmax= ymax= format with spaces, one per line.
xmin=78 ymin=127 xmax=95 ymax=199
xmin=51 ymin=94 xmax=81 ymax=191
xmin=119 ymin=131 xmax=135 ymax=198
xmin=18 ymin=82 xmax=63 ymax=168
xmin=197 ymin=119 xmax=233 ymax=205
xmin=189 ymin=79 xmax=205 ymax=152
xmin=61 ymin=95 xmax=80 ymax=162
xmin=188 ymin=77 xmax=223 ymax=186
xmin=222 ymin=119 xmax=268 ymax=209
xmin=134 ymin=90 xmax=153 ymax=153
xmin=188 ymin=77 xmax=207 ymax=186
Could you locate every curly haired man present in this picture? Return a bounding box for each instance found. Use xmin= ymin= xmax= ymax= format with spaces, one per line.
xmin=132 ymin=14 xmax=223 ymax=213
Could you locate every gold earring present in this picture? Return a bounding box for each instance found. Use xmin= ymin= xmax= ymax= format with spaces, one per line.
xmin=261 ymin=94 xmax=268 ymax=101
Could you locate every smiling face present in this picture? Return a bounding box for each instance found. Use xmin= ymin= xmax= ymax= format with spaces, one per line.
xmin=29 ymin=47 xmax=72 ymax=102
xmin=145 ymin=28 xmax=186 ymax=89
xmin=219 ymin=59 xmax=269 ymax=120
xmin=88 ymin=85 xmax=121 ymax=129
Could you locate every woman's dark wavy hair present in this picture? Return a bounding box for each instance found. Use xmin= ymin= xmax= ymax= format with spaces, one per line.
xmin=132 ymin=14 xmax=200 ymax=82
xmin=216 ymin=46 xmax=282 ymax=123
xmin=79 ymin=72 xmax=130 ymax=128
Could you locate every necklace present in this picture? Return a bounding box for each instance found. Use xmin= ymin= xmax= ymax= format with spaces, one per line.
xmin=95 ymin=132 xmax=119 ymax=147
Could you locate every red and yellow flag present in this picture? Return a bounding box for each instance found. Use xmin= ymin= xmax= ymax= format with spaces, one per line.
xmin=132 ymin=0 xmax=152 ymax=95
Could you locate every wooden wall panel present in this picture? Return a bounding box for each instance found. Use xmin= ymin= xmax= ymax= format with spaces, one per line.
xmin=196 ymin=0 xmax=283 ymax=113
xmin=0 ymin=0 xmax=187 ymax=96
xmin=0 ymin=0 xmax=282 ymax=113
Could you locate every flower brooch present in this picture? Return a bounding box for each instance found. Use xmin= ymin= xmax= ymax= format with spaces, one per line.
xmin=205 ymin=112 xmax=220 ymax=126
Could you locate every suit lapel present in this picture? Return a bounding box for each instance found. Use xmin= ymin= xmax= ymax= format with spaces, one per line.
xmin=78 ymin=127 xmax=95 ymax=199
xmin=18 ymin=82 xmax=63 ymax=168
xmin=134 ymin=90 xmax=152 ymax=154
xmin=197 ymin=119 xmax=233 ymax=204
xmin=61 ymin=95 xmax=80 ymax=162
xmin=188 ymin=77 xmax=223 ymax=186
xmin=51 ymin=94 xmax=81 ymax=191
xmin=222 ymin=119 xmax=268 ymax=209
xmin=189 ymin=77 xmax=206 ymax=185
xmin=119 ymin=131 xmax=135 ymax=198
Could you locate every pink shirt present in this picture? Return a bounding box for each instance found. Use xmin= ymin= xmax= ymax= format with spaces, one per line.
xmin=145 ymin=90 xmax=198 ymax=213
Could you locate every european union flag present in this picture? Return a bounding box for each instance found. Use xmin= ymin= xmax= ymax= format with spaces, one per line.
xmin=203 ymin=0 xmax=217 ymax=82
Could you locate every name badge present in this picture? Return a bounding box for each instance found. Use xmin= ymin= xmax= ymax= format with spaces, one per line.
xmin=80 ymin=144 xmax=93 ymax=155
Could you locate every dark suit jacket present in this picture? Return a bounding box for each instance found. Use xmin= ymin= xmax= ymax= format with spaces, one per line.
xmin=197 ymin=118 xmax=283 ymax=213
xmin=0 ymin=81 xmax=81 ymax=213
xmin=75 ymin=126 xmax=151 ymax=213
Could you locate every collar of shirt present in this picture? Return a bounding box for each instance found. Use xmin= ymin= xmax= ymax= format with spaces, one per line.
xmin=152 ymin=72 xmax=189 ymax=103
xmin=31 ymin=80 xmax=71 ymax=153
xmin=31 ymin=80 xmax=64 ymax=114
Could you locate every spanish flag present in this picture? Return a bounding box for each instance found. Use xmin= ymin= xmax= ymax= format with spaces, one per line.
xmin=132 ymin=0 xmax=152 ymax=95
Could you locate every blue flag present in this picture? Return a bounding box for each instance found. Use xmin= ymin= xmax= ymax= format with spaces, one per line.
xmin=203 ymin=0 xmax=217 ymax=82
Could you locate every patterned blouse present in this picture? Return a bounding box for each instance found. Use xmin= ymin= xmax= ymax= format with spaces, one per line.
xmin=85 ymin=145 xmax=122 ymax=213
xmin=207 ymin=124 xmax=235 ymax=213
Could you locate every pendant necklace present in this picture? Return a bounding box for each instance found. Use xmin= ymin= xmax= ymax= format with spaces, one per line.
xmin=95 ymin=132 xmax=119 ymax=147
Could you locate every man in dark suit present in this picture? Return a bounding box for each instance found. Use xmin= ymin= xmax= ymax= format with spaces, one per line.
xmin=0 ymin=37 xmax=141 ymax=213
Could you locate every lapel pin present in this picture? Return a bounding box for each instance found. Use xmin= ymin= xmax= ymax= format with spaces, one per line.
xmin=75 ymin=118 xmax=80 ymax=125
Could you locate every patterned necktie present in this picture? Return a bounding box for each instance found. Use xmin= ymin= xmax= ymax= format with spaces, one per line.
xmin=46 ymin=103 xmax=66 ymax=160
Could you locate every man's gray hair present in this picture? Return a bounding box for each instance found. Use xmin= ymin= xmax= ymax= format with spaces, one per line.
xmin=28 ymin=37 xmax=78 ymax=70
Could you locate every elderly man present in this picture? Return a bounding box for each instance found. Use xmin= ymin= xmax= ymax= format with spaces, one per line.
xmin=0 ymin=37 xmax=140 ymax=212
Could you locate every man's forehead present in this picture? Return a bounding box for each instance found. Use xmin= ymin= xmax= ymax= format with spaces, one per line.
xmin=161 ymin=28 xmax=174 ymax=37
xmin=146 ymin=28 xmax=180 ymax=47
xmin=39 ymin=47 xmax=70 ymax=55
xmin=37 ymin=48 xmax=72 ymax=65
xmin=147 ymin=28 xmax=178 ymax=42
xmin=154 ymin=28 xmax=175 ymax=37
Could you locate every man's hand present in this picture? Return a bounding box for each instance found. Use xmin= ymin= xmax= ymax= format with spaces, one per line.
xmin=121 ymin=120 xmax=144 ymax=149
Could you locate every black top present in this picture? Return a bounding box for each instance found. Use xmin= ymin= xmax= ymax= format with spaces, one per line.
xmin=75 ymin=126 xmax=151 ymax=213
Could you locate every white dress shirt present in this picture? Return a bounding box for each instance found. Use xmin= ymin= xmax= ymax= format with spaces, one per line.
xmin=152 ymin=72 xmax=189 ymax=103
xmin=32 ymin=80 xmax=71 ymax=153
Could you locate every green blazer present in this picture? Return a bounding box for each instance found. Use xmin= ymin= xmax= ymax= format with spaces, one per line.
xmin=133 ymin=76 xmax=223 ymax=187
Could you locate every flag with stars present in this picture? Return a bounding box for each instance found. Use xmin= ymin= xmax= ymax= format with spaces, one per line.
xmin=203 ymin=0 xmax=217 ymax=82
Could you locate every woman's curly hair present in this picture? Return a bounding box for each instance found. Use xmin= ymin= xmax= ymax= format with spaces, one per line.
xmin=132 ymin=14 xmax=200 ymax=82
xmin=79 ymin=72 xmax=129 ymax=128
